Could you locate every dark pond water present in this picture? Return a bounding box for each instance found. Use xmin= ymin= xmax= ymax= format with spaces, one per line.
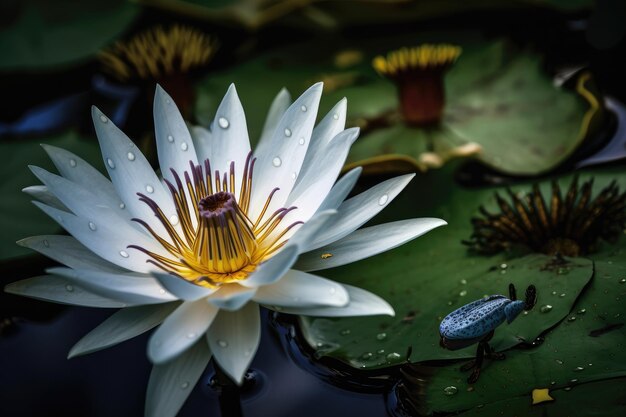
xmin=0 ymin=298 xmax=397 ymax=417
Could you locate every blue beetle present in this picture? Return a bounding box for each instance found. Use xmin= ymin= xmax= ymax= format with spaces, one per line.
xmin=439 ymin=283 xmax=537 ymax=383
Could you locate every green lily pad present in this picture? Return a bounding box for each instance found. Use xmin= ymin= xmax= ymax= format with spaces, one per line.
xmin=424 ymin=242 xmax=626 ymax=414
xmin=195 ymin=40 xmax=603 ymax=176
xmin=298 ymin=167 xmax=606 ymax=369
xmin=0 ymin=0 xmax=138 ymax=71
xmin=456 ymin=378 xmax=626 ymax=417
xmin=0 ymin=132 xmax=102 ymax=260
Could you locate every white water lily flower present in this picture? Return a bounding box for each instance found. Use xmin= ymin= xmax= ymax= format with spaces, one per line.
xmin=6 ymin=83 xmax=445 ymax=417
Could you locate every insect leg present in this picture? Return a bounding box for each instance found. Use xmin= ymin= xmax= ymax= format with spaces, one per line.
xmin=467 ymin=340 xmax=485 ymax=384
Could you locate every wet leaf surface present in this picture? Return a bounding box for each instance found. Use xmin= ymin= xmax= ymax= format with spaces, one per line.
xmin=298 ymin=166 xmax=609 ymax=369
xmin=425 ymin=241 xmax=626 ymax=413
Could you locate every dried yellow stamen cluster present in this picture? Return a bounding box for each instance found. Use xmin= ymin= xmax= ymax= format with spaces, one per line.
xmin=99 ymin=25 xmax=218 ymax=81
xmin=372 ymin=44 xmax=461 ymax=77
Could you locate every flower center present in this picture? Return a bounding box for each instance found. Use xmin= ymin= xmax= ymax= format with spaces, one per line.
xmin=129 ymin=155 xmax=301 ymax=288
xmin=372 ymin=44 xmax=461 ymax=127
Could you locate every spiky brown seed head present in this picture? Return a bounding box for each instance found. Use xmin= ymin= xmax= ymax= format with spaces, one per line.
xmin=464 ymin=177 xmax=626 ymax=257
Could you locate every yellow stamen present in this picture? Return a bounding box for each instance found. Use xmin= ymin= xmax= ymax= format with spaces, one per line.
xmin=372 ymin=44 xmax=462 ymax=77
xmin=130 ymin=155 xmax=298 ymax=288
xmin=99 ymin=25 xmax=218 ymax=81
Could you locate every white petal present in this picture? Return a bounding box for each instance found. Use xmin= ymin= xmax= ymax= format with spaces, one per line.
xmin=22 ymin=185 xmax=68 ymax=211
xmin=69 ymin=303 xmax=179 ymax=358
xmin=206 ymin=284 xmax=256 ymax=311
xmin=91 ymin=106 xmax=179 ymax=238
xmin=296 ymin=218 xmax=447 ymax=271
xmin=253 ymin=270 xmax=349 ymax=308
xmin=308 ymin=174 xmax=415 ymax=250
xmin=148 ymin=298 xmax=219 ymax=364
xmin=49 ymin=267 xmax=176 ymax=305
xmin=207 ymin=303 xmax=260 ymax=384
xmin=207 ymin=84 xmax=251 ymax=187
xmin=239 ymin=245 xmax=299 ymax=288
xmin=250 ymin=83 xmax=323 ymax=220
xmin=4 ymin=275 xmax=125 ymax=308
xmin=153 ymin=85 xmax=199 ymax=184
xmin=152 ymin=272 xmax=216 ymax=301
xmin=268 ymin=284 xmax=394 ymax=317
xmin=145 ymin=340 xmax=211 ymax=417
xmin=283 ymin=210 xmax=336 ymax=250
xmin=190 ymin=125 xmax=212 ymax=166
xmin=255 ymin=87 xmax=291 ymax=158
xmin=33 ymin=201 xmax=171 ymax=273
xmin=41 ymin=144 xmax=128 ymax=219
xmin=286 ymin=127 xmax=360 ymax=222
xmin=29 ymin=166 xmax=141 ymax=232
xmin=315 ymin=167 xmax=362 ymax=212
xmin=17 ymin=235 xmax=124 ymax=273
xmin=296 ymin=98 xmax=347 ymax=184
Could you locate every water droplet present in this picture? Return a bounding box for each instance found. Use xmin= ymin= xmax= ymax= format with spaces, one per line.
xmin=574 ymin=367 xmax=584 ymax=372
xmin=588 ymin=363 xmax=593 ymax=366
xmin=361 ymin=352 xmax=373 ymax=359
xmin=65 ymin=284 xmax=74 ymax=292
xmin=218 ymin=340 xmax=228 ymax=348
xmin=443 ymin=386 xmax=458 ymax=396
xmin=298 ymin=137 xmax=305 ymax=145
xmin=291 ymin=172 xmax=297 ymax=180
xmin=127 ymin=152 xmax=135 ymax=161
xmin=186 ymin=332 xmax=196 ymax=339
xmin=69 ymin=159 xmax=77 ymax=167
xmin=570 ymin=378 xmax=579 ymax=383
xmin=99 ymin=114 xmax=108 ymax=123
xmin=119 ymin=203 xmax=126 ymax=209
xmin=329 ymin=287 xmax=336 ymax=294
xmin=619 ymin=278 xmax=626 ymax=284
xmin=106 ymin=158 xmax=115 ymax=169
xmin=167 ymin=135 xmax=174 ymax=142
xmin=146 ymin=185 xmax=154 ymax=193
xmin=567 ymin=316 xmax=576 ymax=322
xmin=218 ymin=117 xmax=230 ymax=129
xmin=540 ymin=305 xmax=553 ymax=313
xmin=180 ymin=142 xmax=188 ymax=151
xmin=43 ymin=240 xmax=49 ymax=247
xmin=272 ymin=157 xmax=282 ymax=167
xmin=180 ymin=382 xmax=189 ymax=389
xmin=386 ymin=352 xmax=402 ymax=361
xmin=119 ymin=250 xmax=129 ymax=258
xmin=88 ymin=221 xmax=97 ymax=231
xmin=159 ymin=289 xmax=166 ymax=294
xmin=283 ymin=128 xmax=292 ymax=137
xmin=170 ymin=215 xmax=179 ymax=225
xmin=378 ymin=194 xmax=389 ymax=205
xmin=300 ymin=105 xmax=307 ymax=112
xmin=459 ymin=290 xmax=468 ymax=297
xmin=557 ymin=267 xmax=569 ymax=275
xmin=460 ymin=279 xmax=467 ymax=285
xmin=559 ymin=293 xmax=566 ymax=298
xmin=376 ymin=332 xmax=387 ymax=341
xmin=500 ymin=263 xmax=508 ymax=270
xmin=555 ymin=359 xmax=563 ymax=365
xmin=340 ymin=329 xmax=351 ymax=336
xmin=564 ymin=387 xmax=572 ymax=391
xmin=333 ymin=113 xmax=339 ymax=120
xmin=550 ymin=381 xmax=556 ymax=386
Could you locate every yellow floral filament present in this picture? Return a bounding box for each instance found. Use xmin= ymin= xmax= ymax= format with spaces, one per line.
xmin=99 ymin=25 xmax=218 ymax=81
xmin=129 ymin=155 xmax=301 ymax=288
xmin=372 ymin=44 xmax=462 ymax=77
